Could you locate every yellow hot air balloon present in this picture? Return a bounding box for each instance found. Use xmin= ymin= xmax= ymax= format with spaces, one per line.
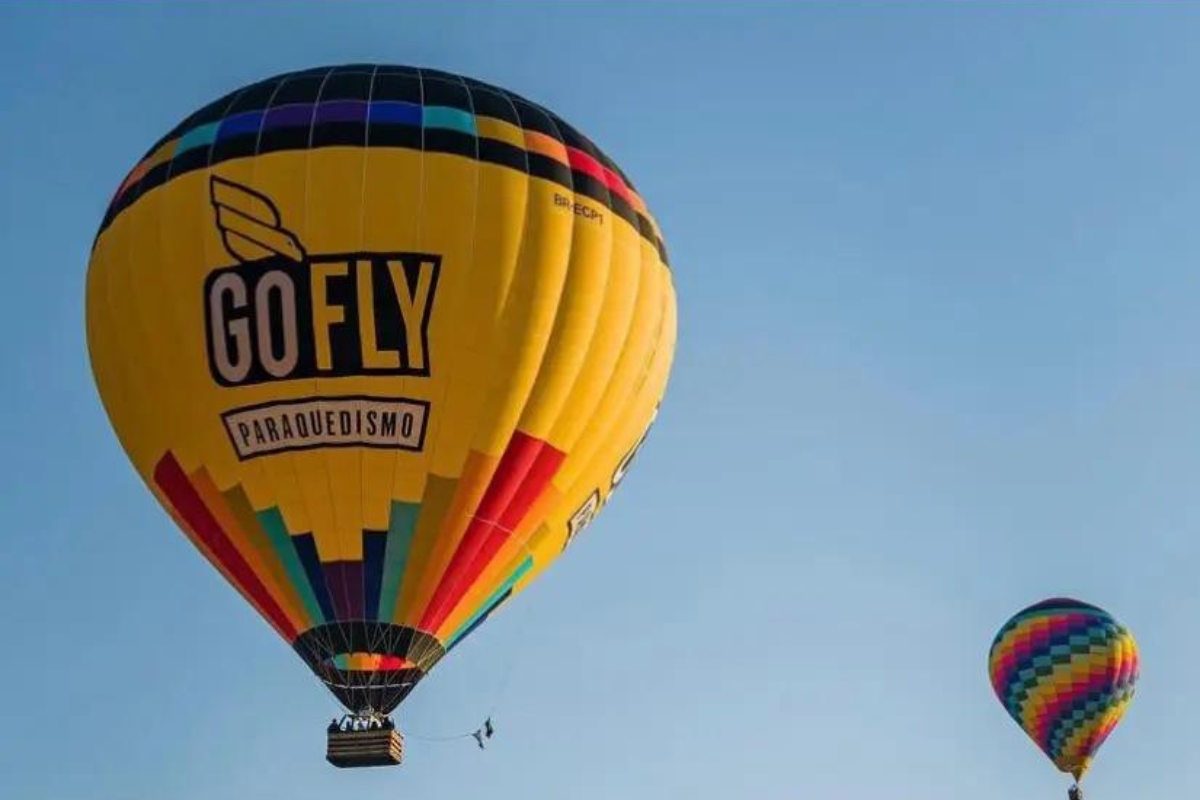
xmin=85 ymin=64 xmax=676 ymax=766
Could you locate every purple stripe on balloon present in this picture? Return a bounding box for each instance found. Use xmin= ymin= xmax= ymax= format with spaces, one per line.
xmin=263 ymin=103 xmax=316 ymax=130
xmin=316 ymin=100 xmax=369 ymax=125
xmin=218 ymin=111 xmax=264 ymax=140
xmin=324 ymin=561 xmax=365 ymax=620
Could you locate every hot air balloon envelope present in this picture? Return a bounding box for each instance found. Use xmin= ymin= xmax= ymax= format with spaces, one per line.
xmin=86 ymin=64 xmax=677 ymax=720
xmin=988 ymin=598 xmax=1139 ymax=781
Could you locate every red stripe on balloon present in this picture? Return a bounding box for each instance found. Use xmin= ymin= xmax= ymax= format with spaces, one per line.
xmin=419 ymin=432 xmax=564 ymax=631
xmin=154 ymin=452 xmax=298 ymax=641
xmin=566 ymin=147 xmax=635 ymax=207
xmin=477 ymin=432 xmax=545 ymax=522
xmin=424 ymin=443 xmax=565 ymax=631
xmin=497 ymin=442 xmax=566 ymax=531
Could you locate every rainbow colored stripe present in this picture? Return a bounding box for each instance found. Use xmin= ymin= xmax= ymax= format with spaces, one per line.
xmin=988 ymin=598 xmax=1139 ymax=780
xmin=97 ymin=64 xmax=669 ymax=265
xmin=151 ymin=430 xmax=555 ymax=648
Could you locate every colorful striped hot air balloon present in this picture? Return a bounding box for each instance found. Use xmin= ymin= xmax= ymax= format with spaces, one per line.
xmin=988 ymin=598 xmax=1139 ymax=797
xmin=85 ymin=64 xmax=677 ymax=765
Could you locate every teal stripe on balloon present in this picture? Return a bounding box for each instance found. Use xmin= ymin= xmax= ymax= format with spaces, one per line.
xmin=423 ymin=105 xmax=477 ymax=136
xmin=258 ymin=507 xmax=325 ymax=625
xmin=176 ymin=122 xmax=220 ymax=155
xmin=446 ymin=556 xmax=533 ymax=649
xmin=377 ymin=501 xmax=420 ymax=622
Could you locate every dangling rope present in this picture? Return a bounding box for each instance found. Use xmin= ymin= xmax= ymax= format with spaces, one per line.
xmin=402 ymin=633 xmax=521 ymax=746
xmin=404 ymin=730 xmax=477 ymax=743
xmin=401 ymin=547 xmax=535 ymax=748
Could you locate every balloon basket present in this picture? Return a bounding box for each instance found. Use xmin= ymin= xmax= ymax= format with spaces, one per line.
xmin=326 ymin=727 xmax=404 ymax=768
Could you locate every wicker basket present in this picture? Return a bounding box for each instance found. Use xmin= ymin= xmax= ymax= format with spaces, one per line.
xmin=326 ymin=728 xmax=404 ymax=768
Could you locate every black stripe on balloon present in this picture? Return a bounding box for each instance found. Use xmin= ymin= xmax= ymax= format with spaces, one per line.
xmin=362 ymin=530 xmax=388 ymax=621
xmin=322 ymin=72 xmax=373 ymax=102
xmin=478 ymin=138 xmax=527 ymax=173
xmin=372 ymin=73 xmax=422 ymax=104
xmin=164 ymin=144 xmax=213 ymax=181
xmin=511 ymin=99 xmax=562 ymax=141
xmin=312 ymin=122 xmax=369 ymax=149
xmin=274 ymin=76 xmax=326 ymax=105
xmin=292 ymin=533 xmax=338 ymax=623
xmin=526 ymin=151 xmax=572 ymax=189
xmin=424 ymin=128 xmax=477 ymax=159
xmin=467 ymin=86 xmax=522 ymax=127
xmin=227 ymin=81 xmax=282 ymax=114
xmin=95 ymin=120 xmax=669 ymax=266
xmin=421 ymin=77 xmax=473 ymax=112
xmin=366 ymin=122 xmax=422 ymax=150
xmin=258 ymin=126 xmax=315 ymax=155
xmin=210 ymin=133 xmax=259 ymax=163
xmin=138 ymin=161 xmax=173 ymax=199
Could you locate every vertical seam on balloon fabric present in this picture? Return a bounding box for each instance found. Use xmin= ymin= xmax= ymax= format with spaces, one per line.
xmin=243 ymin=75 xmax=339 ymax=656
xmin=249 ymin=73 xmax=331 ymax=645
xmin=355 ymin=64 xmax=384 ymax=662
xmin=304 ymin=68 xmax=358 ymax=653
xmin=406 ymin=66 xmax=484 ymax=673
xmin=382 ymin=66 xmax=430 ymax=638
xmin=399 ymin=71 xmax=491 ymax=643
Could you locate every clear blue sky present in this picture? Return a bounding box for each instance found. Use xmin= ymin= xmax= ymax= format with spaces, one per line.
xmin=2 ymin=2 xmax=1199 ymax=798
